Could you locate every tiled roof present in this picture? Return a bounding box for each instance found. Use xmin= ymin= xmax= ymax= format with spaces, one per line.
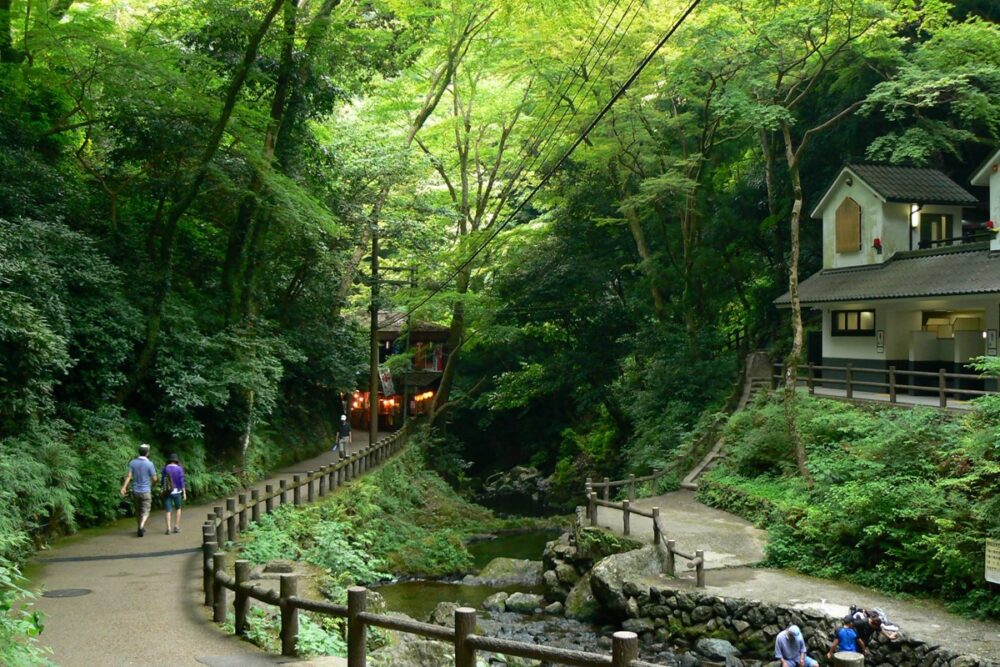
xmin=849 ymin=164 xmax=978 ymax=205
xmin=775 ymin=245 xmax=1000 ymax=306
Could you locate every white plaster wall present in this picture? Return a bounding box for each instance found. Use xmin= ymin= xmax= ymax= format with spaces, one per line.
xmin=883 ymin=308 xmax=921 ymax=359
xmin=881 ymin=203 xmax=910 ymax=257
xmin=954 ymin=331 xmax=986 ymax=363
xmin=820 ymin=174 xmax=884 ymax=269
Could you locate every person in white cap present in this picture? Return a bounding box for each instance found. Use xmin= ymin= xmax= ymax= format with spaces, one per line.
xmin=775 ymin=624 xmax=817 ymax=667
xmin=335 ymin=414 xmax=352 ymax=453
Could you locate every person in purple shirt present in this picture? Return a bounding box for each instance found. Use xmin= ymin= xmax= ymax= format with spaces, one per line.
xmin=161 ymin=453 xmax=187 ymax=535
xmin=775 ymin=625 xmax=818 ymax=667
xmin=120 ymin=444 xmax=157 ymax=537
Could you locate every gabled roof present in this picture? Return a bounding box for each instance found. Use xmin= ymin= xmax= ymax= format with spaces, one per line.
xmin=774 ymin=244 xmax=1000 ymax=306
xmin=971 ymin=147 xmax=1000 ymax=186
xmin=810 ymin=164 xmax=978 ymax=219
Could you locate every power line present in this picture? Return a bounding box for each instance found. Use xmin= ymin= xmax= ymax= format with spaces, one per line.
xmin=383 ymin=0 xmax=702 ymax=330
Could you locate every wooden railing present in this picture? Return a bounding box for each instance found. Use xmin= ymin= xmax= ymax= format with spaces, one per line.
xmin=772 ymin=362 xmax=995 ymax=409
xmin=583 ymin=477 xmax=705 ymax=588
xmin=199 ymin=426 xmax=666 ymax=666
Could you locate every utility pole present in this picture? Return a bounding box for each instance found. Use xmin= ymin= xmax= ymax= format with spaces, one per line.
xmin=369 ymin=221 xmax=380 ymax=447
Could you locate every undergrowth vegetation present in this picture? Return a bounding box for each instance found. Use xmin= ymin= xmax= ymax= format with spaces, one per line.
xmin=698 ymin=391 xmax=1000 ymax=618
xmin=240 ymin=444 xmax=542 ymax=600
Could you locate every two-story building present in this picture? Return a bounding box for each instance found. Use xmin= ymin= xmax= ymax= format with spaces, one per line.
xmin=776 ymin=155 xmax=1000 ymax=393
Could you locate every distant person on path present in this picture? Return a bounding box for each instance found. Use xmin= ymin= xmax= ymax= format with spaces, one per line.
xmin=120 ymin=444 xmax=157 ymax=537
xmin=161 ymin=453 xmax=187 ymax=535
xmin=827 ymin=616 xmax=865 ymax=659
xmin=775 ymin=625 xmax=818 ymax=667
xmin=335 ymin=414 xmax=352 ymax=453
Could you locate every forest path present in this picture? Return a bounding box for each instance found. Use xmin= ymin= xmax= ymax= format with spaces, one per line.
xmin=27 ymin=432 xmax=381 ymax=667
xmin=595 ymin=489 xmax=1000 ymax=664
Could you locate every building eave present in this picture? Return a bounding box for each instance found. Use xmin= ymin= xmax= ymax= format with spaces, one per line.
xmin=971 ymin=147 xmax=1000 ymax=187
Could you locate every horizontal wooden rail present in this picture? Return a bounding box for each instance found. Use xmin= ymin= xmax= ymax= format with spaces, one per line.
xmin=773 ymin=362 xmax=997 ymax=409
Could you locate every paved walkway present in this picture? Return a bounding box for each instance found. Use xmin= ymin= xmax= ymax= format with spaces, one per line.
xmin=27 ymin=433 xmax=383 ymax=667
xmin=596 ymin=490 xmax=1000 ymax=664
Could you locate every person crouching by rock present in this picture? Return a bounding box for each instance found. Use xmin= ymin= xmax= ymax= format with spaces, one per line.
xmin=775 ymin=624 xmax=818 ymax=667
xmin=828 ymin=615 xmax=866 ymax=659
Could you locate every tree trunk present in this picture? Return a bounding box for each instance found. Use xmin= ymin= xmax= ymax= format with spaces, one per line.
xmin=119 ymin=0 xmax=286 ymax=402
xmin=781 ymin=122 xmax=813 ymax=486
xmin=0 ymin=0 xmax=15 ymax=63
xmin=429 ymin=268 xmax=469 ymax=424
xmin=624 ymin=207 xmax=667 ymax=321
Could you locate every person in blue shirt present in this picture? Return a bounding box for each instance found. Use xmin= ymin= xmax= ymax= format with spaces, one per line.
xmin=120 ymin=443 xmax=158 ymax=537
xmin=775 ymin=625 xmax=818 ymax=667
xmin=827 ymin=616 xmax=866 ymax=658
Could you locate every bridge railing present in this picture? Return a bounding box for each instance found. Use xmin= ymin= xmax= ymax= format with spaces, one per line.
xmin=583 ymin=477 xmax=706 ymax=588
xmin=199 ymin=424 xmax=665 ymax=667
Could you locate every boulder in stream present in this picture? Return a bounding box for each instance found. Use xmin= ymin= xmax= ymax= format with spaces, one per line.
xmin=463 ymin=557 xmax=543 ymax=587
xmin=590 ymin=545 xmax=663 ymax=615
xmin=482 ymin=591 xmax=509 ymax=612
xmin=505 ymin=592 xmax=545 ymax=614
xmin=564 ymin=573 xmax=601 ymax=622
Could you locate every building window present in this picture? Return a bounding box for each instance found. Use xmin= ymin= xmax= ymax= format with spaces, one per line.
xmin=832 ymin=310 xmax=875 ymax=337
xmin=919 ymin=214 xmax=953 ymax=248
xmin=835 ymin=197 xmax=862 ymax=253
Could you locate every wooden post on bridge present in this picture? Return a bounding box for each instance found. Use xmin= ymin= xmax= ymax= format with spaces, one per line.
xmin=455 ymin=607 xmax=477 ymax=667
xmin=347 ymin=586 xmax=367 ymax=667
xmin=612 ymin=631 xmax=638 ymax=667
xmin=251 ymin=490 xmax=260 ymax=523
xmin=293 ymin=475 xmax=302 ymax=506
xmin=318 ymin=466 xmax=326 ymax=497
xmin=665 ymin=540 xmax=676 ymax=576
xmin=622 ymin=499 xmax=631 ymax=535
xmin=307 ymin=471 xmax=315 ymax=503
xmin=265 ymin=485 xmax=274 ymax=513
xmin=652 ymin=507 xmax=661 ymax=545
xmin=280 ymin=573 xmax=299 ymax=657
xmin=695 ymin=549 xmax=705 ymax=588
xmin=832 ymin=651 xmax=864 ymax=666
xmin=279 ymin=479 xmax=288 ymax=506
xmin=588 ymin=493 xmax=597 ymax=527
xmin=214 ymin=506 xmax=225 ymax=545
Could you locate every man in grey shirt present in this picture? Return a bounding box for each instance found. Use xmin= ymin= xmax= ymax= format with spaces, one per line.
xmin=775 ymin=625 xmax=818 ymax=667
xmin=120 ymin=444 xmax=158 ymax=537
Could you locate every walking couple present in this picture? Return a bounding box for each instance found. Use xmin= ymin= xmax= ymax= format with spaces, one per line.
xmin=120 ymin=444 xmax=187 ymax=537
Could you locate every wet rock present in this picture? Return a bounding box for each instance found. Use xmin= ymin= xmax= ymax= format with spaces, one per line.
xmin=428 ymin=601 xmax=461 ymax=627
xmin=623 ymin=617 xmax=656 ymax=634
xmin=464 ymin=557 xmax=543 ymax=587
xmin=626 ymin=597 xmax=641 ymax=619
xmin=506 ymin=592 xmax=545 ymax=614
xmin=564 ymin=574 xmax=601 ymax=622
xmin=590 ymin=545 xmax=662 ymax=615
xmin=696 ymin=638 xmax=741 ymax=661
xmin=483 ymin=592 xmax=509 ymax=612
xmin=555 ymin=562 xmax=580 ymax=585
xmin=544 ymin=601 xmax=564 ymax=615
xmin=369 ymin=636 xmax=454 ymax=666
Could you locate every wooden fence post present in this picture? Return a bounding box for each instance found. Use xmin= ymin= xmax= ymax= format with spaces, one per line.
xmin=234 ymin=560 xmax=250 ymax=636
xmin=202 ymin=535 xmax=216 ymax=607
xmin=293 ymin=476 xmax=302 ymax=506
xmin=652 ymin=507 xmax=661 ymax=545
xmin=695 ymin=549 xmax=705 ymax=588
xmin=666 ymin=540 xmax=676 ymax=576
xmin=628 ymin=474 xmax=636 ymax=502
xmin=603 ymin=477 xmax=610 ymax=501
xmin=214 ymin=506 xmax=225 ymax=545
xmin=212 ymin=552 xmax=227 ymax=623
xmin=846 ymin=364 xmax=854 ymax=399
xmin=265 ymin=485 xmax=274 ymax=513
xmin=889 ymin=366 xmax=897 ymax=403
xmin=318 ymin=467 xmax=326 ymax=497
xmin=279 ymin=479 xmax=288 ymax=506
xmin=251 ymin=490 xmax=260 ymax=524
xmin=307 ymin=471 xmax=315 ymax=503
xmin=588 ymin=493 xmax=597 ymax=527
xmin=238 ymin=494 xmax=247 ymax=533
xmin=807 ymin=363 xmax=815 ymax=394
xmin=612 ymin=631 xmax=638 ymax=667
xmin=226 ymin=499 xmax=237 ymax=541
xmin=347 ymin=586 xmax=367 ymax=667
xmin=280 ymin=574 xmax=299 ymax=657
xmin=939 ymin=368 xmax=947 ymax=408
xmin=623 ymin=499 xmax=631 ymax=535
xmin=455 ymin=607 xmax=477 ymax=667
